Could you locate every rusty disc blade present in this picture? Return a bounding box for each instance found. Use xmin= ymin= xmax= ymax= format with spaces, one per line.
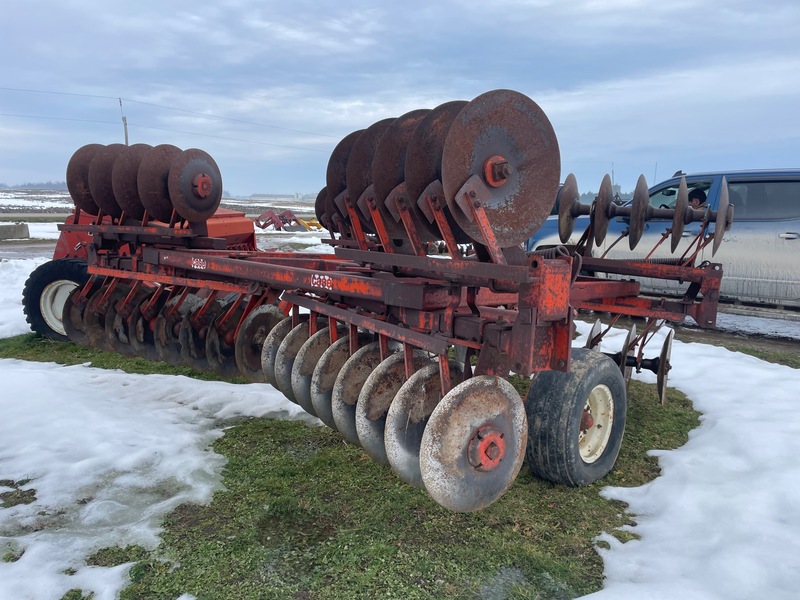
xmin=372 ymin=108 xmax=431 ymax=242
xmin=385 ymin=360 xmax=463 ymax=488
xmin=88 ymin=143 xmax=126 ymax=218
xmin=558 ymin=173 xmax=581 ymax=243
xmin=657 ymin=329 xmax=674 ymax=405
xmin=346 ymin=118 xmax=395 ymax=222
xmin=103 ymin=284 xmax=140 ymax=356
xmin=137 ymin=144 xmax=182 ymax=222
xmin=112 ymin=143 xmax=152 ymax=221
xmin=63 ymin=286 xmax=92 ymax=346
xmin=262 ymin=315 xmax=300 ymax=387
xmin=274 ymin=321 xmax=314 ymax=403
xmin=713 ymin=176 xmax=730 ymax=256
xmin=619 ymin=324 xmax=637 ymax=385
xmin=127 ymin=288 xmax=165 ymax=362
xmin=234 ymin=304 xmax=284 ymax=383
xmin=419 ymin=375 xmax=527 ymax=512
xmin=168 ymin=148 xmax=222 ymax=222
xmin=311 ymin=332 xmax=375 ymax=430
xmin=356 ymin=350 xmax=433 ymax=465
xmin=331 ymin=341 xmax=390 ymax=446
xmin=66 ymin=144 xmax=104 ymax=215
xmin=179 ymin=296 xmax=228 ymax=372
xmin=671 ymin=176 xmax=689 ymax=252
xmin=442 ymin=89 xmax=560 ymax=247
xmin=628 ymin=174 xmax=650 ymax=250
xmin=205 ymin=297 xmax=244 ymax=378
xmin=326 ymin=129 xmax=365 ymax=203
xmin=84 ymin=287 xmax=114 ymax=351
xmin=405 ymin=101 xmax=470 ymax=242
xmin=593 ymin=174 xmax=614 ymax=245
xmin=584 ymin=318 xmax=602 ymax=349
xmin=314 ymin=186 xmax=329 ymax=229
xmin=155 ymin=294 xmax=201 ymax=366
xmin=292 ymin=326 xmax=345 ymax=417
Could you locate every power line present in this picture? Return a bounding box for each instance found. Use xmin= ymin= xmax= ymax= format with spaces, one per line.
xmin=0 ymin=85 xmax=340 ymax=139
xmin=0 ymin=112 xmax=330 ymax=153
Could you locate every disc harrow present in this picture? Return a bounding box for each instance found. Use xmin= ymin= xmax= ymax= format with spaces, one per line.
xmin=38 ymin=88 xmax=736 ymax=513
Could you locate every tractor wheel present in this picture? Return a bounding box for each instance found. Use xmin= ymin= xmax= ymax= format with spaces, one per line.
xmin=22 ymin=259 xmax=89 ymax=341
xmin=525 ymin=348 xmax=627 ymax=486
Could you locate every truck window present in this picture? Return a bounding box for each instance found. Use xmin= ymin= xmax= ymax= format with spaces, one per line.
xmin=728 ymin=181 xmax=800 ymax=220
xmin=649 ymin=181 xmax=712 ymax=211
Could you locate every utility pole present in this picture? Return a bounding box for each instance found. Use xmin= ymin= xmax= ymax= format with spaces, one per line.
xmin=119 ymin=98 xmax=129 ymax=146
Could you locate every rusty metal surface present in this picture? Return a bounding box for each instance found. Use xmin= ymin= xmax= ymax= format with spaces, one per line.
xmin=671 ymin=177 xmax=689 ymax=252
xmin=274 ymin=321 xmax=313 ymax=403
xmin=234 ymin=303 xmax=283 ymax=382
xmin=87 ymin=143 xmax=127 ymax=218
xmin=155 ymin=294 xmax=199 ymax=366
xmin=83 ymin=287 xmax=114 ymax=351
xmin=442 ymin=90 xmax=560 ymax=247
xmin=137 ymin=144 xmax=181 ymax=222
xmin=66 ymin=143 xmax=104 ymax=215
xmin=326 ymin=128 xmax=364 ymax=222
xmin=404 ymin=101 xmax=470 ymax=242
xmin=419 ymin=375 xmax=527 ymax=512
xmin=262 ymin=315 xmax=299 ymax=386
xmin=111 ymin=144 xmax=152 ymax=220
xmin=384 ymin=360 xmax=463 ymax=488
xmin=127 ymin=288 xmax=164 ymax=361
xmin=628 ymin=175 xmax=649 ymax=249
xmin=292 ymin=325 xmax=346 ymax=416
xmin=657 ymin=328 xmax=674 ymax=405
xmin=593 ymin=174 xmax=614 ymax=245
xmin=345 ymin=118 xmax=395 ymax=223
xmin=168 ymin=148 xmax=223 ymax=222
xmin=310 ymin=331 xmax=374 ymax=430
xmin=355 ymin=350 xmax=433 ymax=465
xmin=371 ymin=109 xmax=431 ymax=242
xmin=331 ymin=341 xmax=393 ymax=446
xmin=713 ymin=178 xmax=730 ymax=256
xmin=558 ymin=173 xmax=581 ymax=243
xmin=205 ymin=297 xmax=244 ymax=378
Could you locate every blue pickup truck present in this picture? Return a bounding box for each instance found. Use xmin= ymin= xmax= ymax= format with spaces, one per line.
xmin=526 ymin=169 xmax=800 ymax=309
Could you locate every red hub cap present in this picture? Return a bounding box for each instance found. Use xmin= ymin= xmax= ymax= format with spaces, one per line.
xmin=483 ymin=155 xmax=512 ymax=188
xmin=192 ymin=173 xmax=213 ymax=199
xmin=468 ymin=425 xmax=507 ymax=471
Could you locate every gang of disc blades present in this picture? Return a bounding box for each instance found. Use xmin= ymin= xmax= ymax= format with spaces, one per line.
xmin=345 ymin=118 xmax=396 ymax=222
xmin=111 ymin=143 xmax=152 ymax=220
xmin=168 ymin=148 xmax=223 ymax=222
xmin=405 ymin=100 xmax=471 ymax=242
xmin=88 ymin=143 xmax=127 ymax=218
xmin=371 ymin=109 xmax=431 ymax=241
xmin=137 ymin=144 xmax=182 ymax=223
xmin=66 ymin=143 xmax=104 ymax=215
xmin=441 ymin=89 xmax=560 ymax=248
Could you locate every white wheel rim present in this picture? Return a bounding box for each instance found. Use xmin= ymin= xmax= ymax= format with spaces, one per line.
xmin=579 ymin=383 xmax=614 ymax=464
xmin=40 ymin=280 xmax=79 ymax=336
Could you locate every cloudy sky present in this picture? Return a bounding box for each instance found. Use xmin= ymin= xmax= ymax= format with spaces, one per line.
xmin=1 ymin=0 xmax=798 ymax=196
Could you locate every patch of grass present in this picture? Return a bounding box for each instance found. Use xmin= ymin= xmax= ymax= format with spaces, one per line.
xmin=118 ymin=382 xmax=699 ymax=600
xmin=86 ymin=545 xmax=149 ymax=568
xmin=0 ymin=479 xmax=37 ymax=508
xmin=0 ymin=334 xmax=247 ymax=383
xmin=720 ymin=345 xmax=800 ymax=369
xmin=60 ymin=590 xmax=94 ymax=600
xmin=3 ymin=545 xmax=24 ymax=563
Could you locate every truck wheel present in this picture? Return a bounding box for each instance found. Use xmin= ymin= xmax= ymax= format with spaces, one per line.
xmin=525 ymin=348 xmax=626 ymax=486
xmin=22 ymin=259 xmax=89 ymax=341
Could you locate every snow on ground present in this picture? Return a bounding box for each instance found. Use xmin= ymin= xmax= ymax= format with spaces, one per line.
xmin=0 ymin=254 xmax=799 ymax=599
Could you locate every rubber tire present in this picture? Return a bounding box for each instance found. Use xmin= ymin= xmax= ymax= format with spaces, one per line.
xmin=525 ymin=348 xmax=627 ymax=486
xmin=22 ymin=259 xmax=89 ymax=341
